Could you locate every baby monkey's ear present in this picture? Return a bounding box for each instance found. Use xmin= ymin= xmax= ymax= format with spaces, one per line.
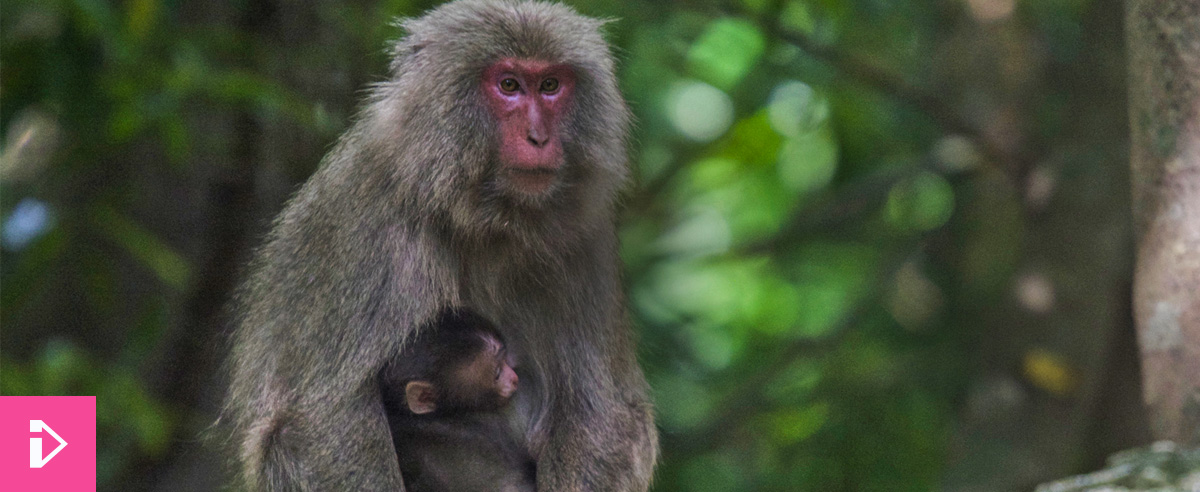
xmin=404 ymin=381 xmax=438 ymax=414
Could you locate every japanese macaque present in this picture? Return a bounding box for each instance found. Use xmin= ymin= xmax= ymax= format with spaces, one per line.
xmin=226 ymin=1 xmax=658 ymax=490
xmin=381 ymin=308 xmax=534 ymax=492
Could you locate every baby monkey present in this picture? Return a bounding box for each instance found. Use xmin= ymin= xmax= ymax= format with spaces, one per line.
xmin=380 ymin=308 xmax=535 ymax=492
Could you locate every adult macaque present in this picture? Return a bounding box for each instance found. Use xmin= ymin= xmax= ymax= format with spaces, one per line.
xmin=226 ymin=1 xmax=657 ymax=490
xmin=381 ymin=308 xmax=534 ymax=492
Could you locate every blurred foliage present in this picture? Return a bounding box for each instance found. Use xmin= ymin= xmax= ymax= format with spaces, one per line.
xmin=1 ymin=0 xmax=1127 ymax=490
xmin=2 ymin=339 xmax=175 ymax=484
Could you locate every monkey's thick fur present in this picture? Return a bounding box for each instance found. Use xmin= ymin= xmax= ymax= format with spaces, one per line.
xmin=225 ymin=1 xmax=658 ymax=490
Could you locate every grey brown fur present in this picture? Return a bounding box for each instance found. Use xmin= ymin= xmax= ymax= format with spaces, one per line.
xmin=224 ymin=1 xmax=658 ymax=490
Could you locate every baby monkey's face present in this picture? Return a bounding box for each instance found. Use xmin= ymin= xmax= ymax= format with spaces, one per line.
xmin=461 ymin=334 xmax=519 ymax=404
xmin=405 ymin=332 xmax=519 ymax=415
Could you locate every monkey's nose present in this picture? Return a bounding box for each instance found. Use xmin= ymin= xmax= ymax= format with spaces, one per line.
xmin=527 ymin=131 xmax=548 ymax=147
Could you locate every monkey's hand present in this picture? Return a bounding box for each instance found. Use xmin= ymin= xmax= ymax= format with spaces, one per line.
xmin=537 ymin=396 xmax=659 ymax=492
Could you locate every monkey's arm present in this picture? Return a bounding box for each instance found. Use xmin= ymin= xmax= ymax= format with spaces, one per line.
xmin=230 ymin=211 xmax=452 ymax=491
xmin=537 ymin=353 xmax=659 ymax=492
xmin=524 ymin=235 xmax=658 ymax=492
xmin=258 ymin=385 xmax=404 ymax=491
xmin=233 ymin=302 xmax=415 ymax=489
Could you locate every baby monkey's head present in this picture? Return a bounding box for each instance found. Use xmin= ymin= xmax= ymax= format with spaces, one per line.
xmin=403 ymin=309 xmax=519 ymax=416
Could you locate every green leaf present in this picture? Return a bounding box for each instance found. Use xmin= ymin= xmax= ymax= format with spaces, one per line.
xmin=687 ymin=18 xmax=766 ymax=91
xmin=92 ymin=206 xmax=190 ymax=289
xmin=885 ymin=171 xmax=955 ymax=232
xmin=763 ymin=402 xmax=829 ymax=444
xmin=652 ymin=372 xmax=716 ymax=432
xmin=781 ymin=1 xmax=816 ymax=34
xmin=679 ymin=451 xmax=747 ymax=492
xmin=125 ymin=0 xmax=159 ymax=41
xmin=70 ymin=0 xmax=122 ymax=41
xmin=202 ymin=71 xmax=322 ymax=129
xmin=777 ymin=126 xmax=838 ymax=194
xmin=0 ymin=227 xmax=66 ymax=317
xmin=786 ymin=242 xmax=880 ymax=338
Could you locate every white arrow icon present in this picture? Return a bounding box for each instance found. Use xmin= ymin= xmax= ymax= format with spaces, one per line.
xmin=29 ymin=420 xmax=68 ymax=468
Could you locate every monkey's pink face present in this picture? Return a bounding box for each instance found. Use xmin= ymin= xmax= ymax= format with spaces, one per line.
xmin=482 ymin=59 xmax=574 ymax=195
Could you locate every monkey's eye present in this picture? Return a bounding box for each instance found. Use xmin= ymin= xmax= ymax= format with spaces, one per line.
xmin=540 ymin=78 xmax=559 ymax=93
xmin=499 ymin=78 xmax=520 ymax=93
xmin=495 ymin=364 xmax=503 ymax=380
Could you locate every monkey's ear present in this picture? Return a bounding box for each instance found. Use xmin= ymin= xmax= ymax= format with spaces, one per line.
xmin=404 ymin=381 xmax=438 ymax=414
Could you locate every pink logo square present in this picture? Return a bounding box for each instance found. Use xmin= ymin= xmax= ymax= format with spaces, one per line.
xmin=0 ymin=396 xmax=97 ymax=491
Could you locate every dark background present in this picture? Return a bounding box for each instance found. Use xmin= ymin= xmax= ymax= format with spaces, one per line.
xmin=1 ymin=0 xmax=1149 ymax=490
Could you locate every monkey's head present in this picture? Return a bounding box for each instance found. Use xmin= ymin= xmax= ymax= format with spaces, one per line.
xmin=368 ymin=0 xmax=630 ymax=244
xmin=403 ymin=309 xmax=519 ymax=416
xmin=405 ymin=330 xmax=519 ymax=415
xmin=482 ymin=58 xmax=574 ymax=195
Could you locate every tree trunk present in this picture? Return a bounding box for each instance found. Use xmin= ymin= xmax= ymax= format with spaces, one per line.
xmin=1127 ymin=0 xmax=1200 ymax=446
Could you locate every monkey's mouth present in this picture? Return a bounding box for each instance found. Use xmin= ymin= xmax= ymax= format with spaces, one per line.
xmin=505 ymin=167 xmax=559 ymax=195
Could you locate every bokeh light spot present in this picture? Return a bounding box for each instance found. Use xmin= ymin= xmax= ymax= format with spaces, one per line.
xmin=2 ymin=198 xmax=54 ymax=251
xmin=666 ymin=80 xmax=734 ymax=143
